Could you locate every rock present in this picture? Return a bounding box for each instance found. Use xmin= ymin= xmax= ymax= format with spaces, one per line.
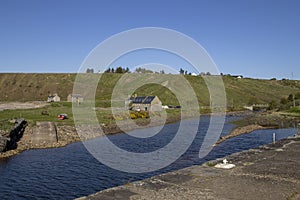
xmin=215 ymin=163 xmax=236 ymax=169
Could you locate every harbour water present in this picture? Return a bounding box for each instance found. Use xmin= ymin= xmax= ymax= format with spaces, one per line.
xmin=0 ymin=115 xmax=297 ymax=200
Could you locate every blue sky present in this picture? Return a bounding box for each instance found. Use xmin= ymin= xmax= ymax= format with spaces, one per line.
xmin=0 ymin=0 xmax=299 ymax=79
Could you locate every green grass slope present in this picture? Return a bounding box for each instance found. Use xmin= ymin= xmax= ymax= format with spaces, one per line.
xmin=0 ymin=73 xmax=299 ymax=109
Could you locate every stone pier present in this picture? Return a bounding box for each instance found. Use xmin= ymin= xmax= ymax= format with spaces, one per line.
xmin=31 ymin=122 xmax=58 ymax=145
xmin=77 ymin=135 xmax=300 ymax=200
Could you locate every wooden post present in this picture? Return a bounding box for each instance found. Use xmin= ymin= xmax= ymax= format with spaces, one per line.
xmin=273 ymin=133 xmax=276 ymax=144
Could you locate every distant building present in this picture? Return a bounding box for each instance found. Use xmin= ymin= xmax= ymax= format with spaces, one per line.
xmin=232 ymin=75 xmax=243 ymax=79
xmin=130 ymin=96 xmax=162 ymax=111
xmin=47 ymin=94 xmax=61 ymax=102
xmin=67 ymin=94 xmax=84 ymax=103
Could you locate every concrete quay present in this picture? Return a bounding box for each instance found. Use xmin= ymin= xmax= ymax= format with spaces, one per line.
xmin=77 ymin=135 xmax=300 ymax=200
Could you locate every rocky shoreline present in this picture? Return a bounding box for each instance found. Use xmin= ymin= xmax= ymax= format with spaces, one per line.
xmin=0 ymin=110 xmax=196 ymax=159
xmin=1 ymin=110 xmax=299 ymax=159
xmin=214 ymin=124 xmax=272 ymax=146
xmin=0 ymin=125 xmax=81 ymax=158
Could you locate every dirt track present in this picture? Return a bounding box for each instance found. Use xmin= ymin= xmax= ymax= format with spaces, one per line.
xmin=0 ymin=101 xmax=48 ymax=111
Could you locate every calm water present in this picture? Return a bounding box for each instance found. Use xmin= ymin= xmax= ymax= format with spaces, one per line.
xmin=0 ymin=116 xmax=297 ymax=200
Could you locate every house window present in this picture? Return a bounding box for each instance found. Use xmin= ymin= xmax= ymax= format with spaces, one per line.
xmin=145 ymin=107 xmax=148 ymax=111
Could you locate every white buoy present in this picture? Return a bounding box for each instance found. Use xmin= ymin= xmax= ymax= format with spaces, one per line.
xmin=273 ymin=133 xmax=276 ymax=144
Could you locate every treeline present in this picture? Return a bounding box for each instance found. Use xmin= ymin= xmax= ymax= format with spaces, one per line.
xmin=86 ymin=67 xmax=166 ymax=74
xmin=104 ymin=67 xmax=130 ymax=73
xmin=86 ymin=67 xmax=130 ymax=73
xmin=87 ymin=67 xmax=214 ymax=75
xmin=135 ymin=67 xmax=165 ymax=74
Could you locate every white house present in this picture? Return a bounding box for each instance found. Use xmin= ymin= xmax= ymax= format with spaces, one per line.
xmin=47 ymin=94 xmax=60 ymax=102
xmin=67 ymin=94 xmax=84 ymax=103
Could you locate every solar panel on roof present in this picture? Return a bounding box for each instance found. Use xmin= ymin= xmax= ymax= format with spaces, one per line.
xmin=131 ymin=96 xmax=155 ymax=104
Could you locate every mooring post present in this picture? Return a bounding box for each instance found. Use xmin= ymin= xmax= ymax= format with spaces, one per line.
xmin=273 ymin=133 xmax=276 ymax=144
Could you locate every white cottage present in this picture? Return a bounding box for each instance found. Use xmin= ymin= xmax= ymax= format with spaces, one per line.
xmin=67 ymin=94 xmax=84 ymax=103
xmin=130 ymin=96 xmax=162 ymax=112
xmin=47 ymin=94 xmax=61 ymax=102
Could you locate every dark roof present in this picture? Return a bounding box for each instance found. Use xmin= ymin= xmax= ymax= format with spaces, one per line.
xmin=48 ymin=94 xmax=59 ymax=98
xmin=48 ymin=95 xmax=58 ymax=98
xmin=131 ymin=96 xmax=155 ymax=104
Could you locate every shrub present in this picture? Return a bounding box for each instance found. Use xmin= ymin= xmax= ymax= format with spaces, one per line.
xmin=289 ymin=107 xmax=300 ymax=114
xmin=130 ymin=113 xmax=137 ymax=119
xmin=280 ymin=98 xmax=288 ymax=105
xmin=130 ymin=111 xmax=149 ymax=119
xmin=268 ymin=100 xmax=279 ymax=110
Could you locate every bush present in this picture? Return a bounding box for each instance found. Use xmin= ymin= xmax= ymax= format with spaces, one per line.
xmin=268 ymin=100 xmax=279 ymax=110
xmin=280 ymin=98 xmax=288 ymax=105
xmin=130 ymin=111 xmax=149 ymax=119
xmin=130 ymin=113 xmax=137 ymax=119
xmin=289 ymin=107 xmax=300 ymax=114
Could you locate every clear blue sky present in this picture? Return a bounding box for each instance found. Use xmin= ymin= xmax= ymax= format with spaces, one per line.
xmin=0 ymin=0 xmax=299 ymax=79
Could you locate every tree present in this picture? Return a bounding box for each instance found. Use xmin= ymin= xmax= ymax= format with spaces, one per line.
xmin=116 ymin=67 xmax=123 ymax=73
xmin=288 ymin=94 xmax=294 ymax=102
xmin=179 ymin=68 xmax=184 ymax=74
xmin=105 ymin=68 xmax=111 ymax=73
xmin=160 ymin=70 xmax=165 ymax=74
xmin=86 ymin=68 xmax=94 ymax=73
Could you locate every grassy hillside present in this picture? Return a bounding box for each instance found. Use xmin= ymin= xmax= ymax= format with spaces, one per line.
xmin=0 ymin=73 xmax=299 ymax=109
xmin=0 ymin=73 xmax=76 ymax=102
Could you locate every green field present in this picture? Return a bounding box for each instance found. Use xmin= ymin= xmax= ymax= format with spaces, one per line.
xmin=0 ymin=73 xmax=299 ymax=129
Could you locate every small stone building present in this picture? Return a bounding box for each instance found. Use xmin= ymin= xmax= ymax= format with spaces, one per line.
xmin=130 ymin=96 xmax=162 ymax=111
xmin=47 ymin=94 xmax=61 ymax=102
xmin=67 ymin=94 xmax=84 ymax=103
